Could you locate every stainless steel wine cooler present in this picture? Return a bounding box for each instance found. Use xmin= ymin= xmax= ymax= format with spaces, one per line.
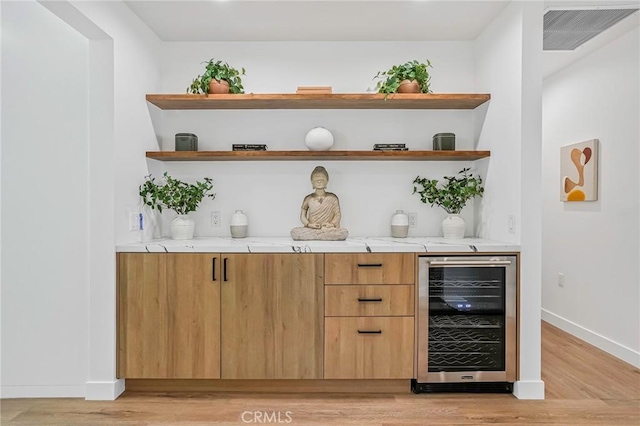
xmin=412 ymin=255 xmax=517 ymax=393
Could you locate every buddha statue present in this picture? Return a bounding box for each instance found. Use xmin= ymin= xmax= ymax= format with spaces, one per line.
xmin=291 ymin=166 xmax=349 ymax=241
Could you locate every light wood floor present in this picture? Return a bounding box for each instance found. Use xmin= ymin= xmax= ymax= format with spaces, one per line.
xmin=2 ymin=321 xmax=639 ymax=425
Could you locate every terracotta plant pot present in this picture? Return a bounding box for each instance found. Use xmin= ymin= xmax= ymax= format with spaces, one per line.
xmin=397 ymin=79 xmax=421 ymax=93
xmin=208 ymin=79 xmax=230 ymax=94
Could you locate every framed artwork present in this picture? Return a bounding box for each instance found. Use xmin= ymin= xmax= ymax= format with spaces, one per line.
xmin=560 ymin=139 xmax=598 ymax=202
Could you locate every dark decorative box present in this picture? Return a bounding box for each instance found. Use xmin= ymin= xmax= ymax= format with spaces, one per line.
xmin=433 ymin=133 xmax=456 ymax=150
xmin=175 ymin=133 xmax=198 ymax=151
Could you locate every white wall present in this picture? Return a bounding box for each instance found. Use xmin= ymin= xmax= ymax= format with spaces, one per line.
xmin=156 ymin=42 xmax=484 ymax=238
xmin=66 ymin=0 xmax=161 ymax=400
xmin=1 ymin=1 xmax=89 ymax=397
xmin=1 ymin=0 xmax=161 ymax=399
xmin=474 ymin=1 xmax=544 ymax=399
xmin=542 ymin=27 xmax=640 ymax=367
xmin=71 ymin=0 xmax=162 ymax=246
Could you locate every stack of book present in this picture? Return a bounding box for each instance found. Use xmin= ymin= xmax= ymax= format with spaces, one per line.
xmin=232 ymin=144 xmax=268 ymax=151
xmin=373 ymin=143 xmax=408 ymax=151
xmin=296 ymin=86 xmax=333 ymax=94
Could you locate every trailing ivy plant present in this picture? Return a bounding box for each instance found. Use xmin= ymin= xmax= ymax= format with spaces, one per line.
xmin=374 ymin=59 xmax=433 ymax=97
xmin=140 ymin=172 xmax=215 ymax=215
xmin=187 ymin=58 xmax=246 ymax=94
xmin=412 ymin=168 xmax=484 ymax=214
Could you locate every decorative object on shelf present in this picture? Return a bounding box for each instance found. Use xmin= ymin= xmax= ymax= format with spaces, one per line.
xmin=291 ymin=166 xmax=348 ymax=241
xmin=373 ymin=59 xmax=433 ymax=98
xmin=175 ymin=133 xmax=198 ymax=151
xmin=230 ymin=210 xmax=248 ymax=238
xmin=560 ymin=139 xmax=598 ymax=202
xmin=186 ymin=58 xmax=246 ymax=95
xmin=373 ymin=143 xmax=408 ymax=151
xmin=296 ymin=86 xmax=332 ymax=94
xmin=412 ymin=168 xmax=484 ymax=239
xmin=232 ymin=144 xmax=268 ymax=151
xmin=305 ymin=127 xmax=334 ymax=151
xmin=433 ymin=133 xmax=456 ymax=151
xmin=139 ymin=172 xmax=215 ymax=240
xmin=390 ymin=210 xmax=409 ymax=238
xmin=398 ymin=80 xmax=420 ymax=93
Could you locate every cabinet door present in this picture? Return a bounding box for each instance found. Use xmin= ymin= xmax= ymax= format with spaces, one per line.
xmin=324 ymin=317 xmax=414 ymax=379
xmin=118 ymin=253 xmax=221 ymax=378
xmin=221 ymin=254 xmax=324 ymax=379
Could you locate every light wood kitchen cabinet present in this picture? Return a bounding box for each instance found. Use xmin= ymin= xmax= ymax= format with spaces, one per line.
xmin=325 ymin=285 xmax=414 ymax=317
xmin=324 ymin=253 xmax=415 ymax=379
xmin=221 ymin=254 xmax=324 ymax=379
xmin=117 ymin=253 xmax=221 ymax=379
xmin=325 ymin=253 xmax=414 ymax=285
xmin=324 ymin=317 xmax=414 ymax=379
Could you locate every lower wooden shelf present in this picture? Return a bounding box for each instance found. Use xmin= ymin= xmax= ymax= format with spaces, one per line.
xmin=146 ymin=150 xmax=490 ymax=161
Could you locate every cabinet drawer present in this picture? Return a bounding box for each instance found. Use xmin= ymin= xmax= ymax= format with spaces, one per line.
xmin=325 ymin=285 xmax=414 ymax=317
xmin=325 ymin=254 xmax=414 ymax=285
xmin=324 ymin=317 xmax=414 ymax=379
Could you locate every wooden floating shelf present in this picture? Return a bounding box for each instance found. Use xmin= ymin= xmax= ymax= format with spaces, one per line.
xmin=146 ymin=150 xmax=491 ymax=162
xmin=145 ymin=93 xmax=491 ymax=110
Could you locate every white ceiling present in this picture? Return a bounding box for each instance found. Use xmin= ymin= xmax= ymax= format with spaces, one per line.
xmin=124 ymin=0 xmax=511 ymax=42
xmin=124 ymin=0 xmax=640 ymax=78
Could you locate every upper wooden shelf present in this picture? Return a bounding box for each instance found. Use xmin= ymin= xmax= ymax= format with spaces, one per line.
xmin=146 ymin=150 xmax=491 ymax=162
xmin=145 ymin=93 xmax=491 ymax=110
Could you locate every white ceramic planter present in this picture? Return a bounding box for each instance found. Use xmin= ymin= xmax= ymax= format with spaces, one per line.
xmin=171 ymin=214 xmax=195 ymax=240
xmin=442 ymin=214 xmax=465 ymax=239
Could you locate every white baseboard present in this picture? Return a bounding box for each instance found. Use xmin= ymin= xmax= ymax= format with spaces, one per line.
xmin=85 ymin=379 xmax=125 ymax=400
xmin=0 ymin=385 xmax=85 ymax=398
xmin=542 ymin=309 xmax=640 ymax=368
xmin=513 ymin=380 xmax=545 ymax=399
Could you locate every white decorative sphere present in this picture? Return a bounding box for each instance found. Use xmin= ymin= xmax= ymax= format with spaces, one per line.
xmin=305 ymin=127 xmax=334 ymax=151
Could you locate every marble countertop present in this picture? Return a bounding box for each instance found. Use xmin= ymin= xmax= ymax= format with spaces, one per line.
xmin=116 ymin=237 xmax=520 ymax=253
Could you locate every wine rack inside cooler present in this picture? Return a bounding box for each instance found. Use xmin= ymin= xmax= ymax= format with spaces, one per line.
xmin=428 ymin=266 xmax=506 ymax=372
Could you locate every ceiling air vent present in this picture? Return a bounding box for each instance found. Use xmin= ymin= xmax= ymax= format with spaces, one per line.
xmin=544 ymin=8 xmax=639 ymax=51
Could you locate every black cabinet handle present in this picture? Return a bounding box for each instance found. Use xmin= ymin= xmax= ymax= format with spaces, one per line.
xmin=223 ymin=258 xmax=228 ymax=282
xmin=212 ymin=257 xmax=217 ymax=281
xmin=357 ymin=263 xmax=383 ymax=268
xmin=357 ymin=330 xmax=382 ymax=334
xmin=358 ymin=298 xmax=383 ymax=302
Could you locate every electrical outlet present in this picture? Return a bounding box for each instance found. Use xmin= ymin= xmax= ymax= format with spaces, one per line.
xmin=408 ymin=213 xmax=417 ymax=228
xmin=211 ymin=211 xmax=221 ymax=228
xmin=558 ymin=273 xmax=565 ymax=287
xmin=129 ymin=212 xmax=140 ymax=231
xmin=508 ymin=215 xmax=516 ymax=234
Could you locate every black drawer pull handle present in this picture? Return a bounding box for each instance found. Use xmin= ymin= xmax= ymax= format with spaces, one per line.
xmin=358 ymin=298 xmax=383 ymax=302
xmin=357 ymin=263 xmax=383 ymax=268
xmin=223 ymin=258 xmax=228 ymax=282
xmin=212 ymin=257 xmax=217 ymax=281
xmin=358 ymin=330 xmax=382 ymax=334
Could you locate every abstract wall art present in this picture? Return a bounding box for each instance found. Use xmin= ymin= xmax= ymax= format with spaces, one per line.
xmin=560 ymin=139 xmax=599 ymax=202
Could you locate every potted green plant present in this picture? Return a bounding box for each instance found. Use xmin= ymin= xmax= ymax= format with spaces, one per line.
xmin=187 ymin=58 xmax=246 ymax=95
xmin=412 ymin=167 xmax=484 ymax=239
xmin=140 ymin=172 xmax=215 ymax=240
xmin=374 ymin=59 xmax=433 ymax=97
